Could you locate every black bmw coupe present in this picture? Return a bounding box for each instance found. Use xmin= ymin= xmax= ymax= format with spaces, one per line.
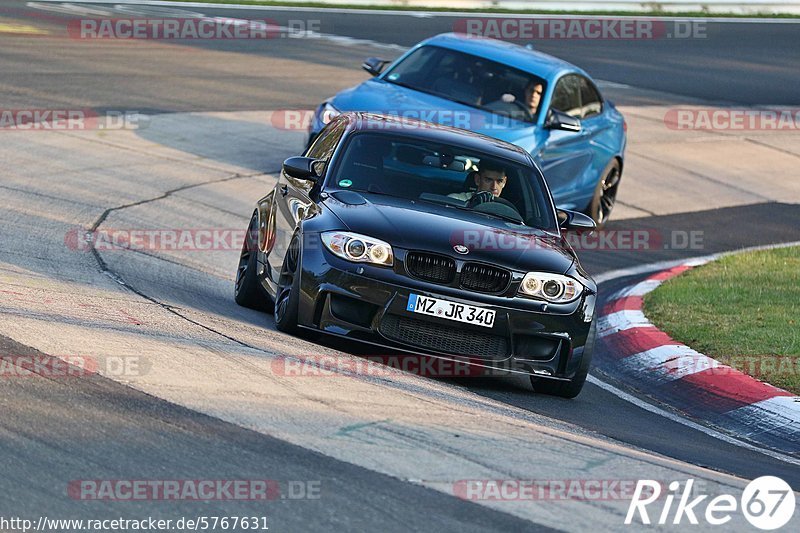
xmin=236 ymin=112 xmax=598 ymax=397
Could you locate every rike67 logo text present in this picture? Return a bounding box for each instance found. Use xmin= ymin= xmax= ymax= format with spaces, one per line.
xmin=626 ymin=477 xmax=795 ymax=530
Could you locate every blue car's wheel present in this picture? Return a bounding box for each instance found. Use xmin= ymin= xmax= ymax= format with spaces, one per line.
xmin=587 ymin=160 xmax=621 ymax=229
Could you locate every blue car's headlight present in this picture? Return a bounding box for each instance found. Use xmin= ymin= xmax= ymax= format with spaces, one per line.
xmin=319 ymin=102 xmax=341 ymax=125
xmin=321 ymin=231 xmax=393 ymax=267
xmin=518 ymin=273 xmax=583 ymax=303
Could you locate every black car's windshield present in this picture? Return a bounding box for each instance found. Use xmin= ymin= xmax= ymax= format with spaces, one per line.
xmin=382 ymin=45 xmax=546 ymax=124
xmin=327 ymin=132 xmax=557 ymax=232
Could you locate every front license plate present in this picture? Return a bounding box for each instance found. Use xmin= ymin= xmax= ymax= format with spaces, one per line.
xmin=407 ymin=293 xmax=496 ymax=328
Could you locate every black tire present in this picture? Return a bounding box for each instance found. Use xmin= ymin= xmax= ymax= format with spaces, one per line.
xmin=586 ymin=159 xmax=621 ymax=229
xmin=235 ymin=212 xmax=273 ymax=311
xmin=273 ymin=234 xmax=301 ymax=334
xmin=531 ymin=320 xmax=596 ymax=399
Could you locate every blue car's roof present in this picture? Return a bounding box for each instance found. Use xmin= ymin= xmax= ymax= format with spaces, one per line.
xmin=415 ymin=33 xmax=583 ymax=81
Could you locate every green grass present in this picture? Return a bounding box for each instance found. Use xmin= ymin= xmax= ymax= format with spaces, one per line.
xmin=166 ymin=0 xmax=800 ymax=18
xmin=644 ymin=246 xmax=800 ymax=393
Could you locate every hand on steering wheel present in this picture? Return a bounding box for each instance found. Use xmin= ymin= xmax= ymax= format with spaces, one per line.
xmin=468 ymin=190 xmax=494 ymax=208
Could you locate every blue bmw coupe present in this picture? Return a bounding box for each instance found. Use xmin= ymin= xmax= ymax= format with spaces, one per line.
xmin=308 ymin=33 xmax=626 ymax=226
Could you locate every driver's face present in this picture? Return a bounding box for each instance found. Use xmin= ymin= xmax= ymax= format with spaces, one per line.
xmin=527 ymin=83 xmax=543 ymax=112
xmin=474 ymin=169 xmax=507 ymax=197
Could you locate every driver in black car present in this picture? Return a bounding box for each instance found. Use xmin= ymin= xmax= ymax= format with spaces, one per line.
xmin=448 ymin=161 xmax=507 ymax=207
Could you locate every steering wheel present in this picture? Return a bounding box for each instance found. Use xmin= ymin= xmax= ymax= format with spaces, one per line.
xmin=493 ymin=197 xmax=520 ymax=212
xmin=468 ymin=191 xmax=523 ymax=216
xmin=507 ymin=100 xmax=535 ymax=122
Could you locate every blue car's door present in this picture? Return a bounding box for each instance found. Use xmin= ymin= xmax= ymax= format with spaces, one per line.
xmin=577 ymin=77 xmax=616 ymax=201
xmin=535 ymin=74 xmax=594 ymax=208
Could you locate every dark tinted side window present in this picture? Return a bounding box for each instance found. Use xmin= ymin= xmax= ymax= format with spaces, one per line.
xmin=550 ymin=75 xmax=581 ymax=118
xmin=579 ymin=77 xmax=603 ymax=118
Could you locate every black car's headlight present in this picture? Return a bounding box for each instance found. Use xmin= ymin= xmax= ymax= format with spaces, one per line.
xmin=518 ymin=273 xmax=584 ymax=303
xmin=319 ymin=102 xmax=340 ymax=125
xmin=321 ymin=231 xmax=393 ymax=267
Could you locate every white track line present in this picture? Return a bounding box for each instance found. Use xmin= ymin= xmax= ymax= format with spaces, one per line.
xmin=587 ymin=375 xmax=800 ymax=466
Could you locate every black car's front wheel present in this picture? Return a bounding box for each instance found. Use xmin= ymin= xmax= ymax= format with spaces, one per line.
xmin=273 ymin=234 xmax=301 ymax=334
xmin=531 ymin=320 xmax=596 ymax=399
xmin=587 ymin=160 xmax=621 ymax=229
xmin=235 ymin=212 xmax=273 ymax=311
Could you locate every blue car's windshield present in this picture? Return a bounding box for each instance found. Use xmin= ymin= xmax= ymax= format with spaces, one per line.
xmin=328 ymin=132 xmax=557 ymax=232
xmin=382 ymin=45 xmax=546 ymax=125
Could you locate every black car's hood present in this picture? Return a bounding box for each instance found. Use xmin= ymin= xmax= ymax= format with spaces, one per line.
xmin=322 ymin=191 xmax=574 ymax=275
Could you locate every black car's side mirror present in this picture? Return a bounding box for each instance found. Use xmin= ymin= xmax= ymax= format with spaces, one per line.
xmin=362 ymin=57 xmax=389 ymax=77
xmin=545 ymin=109 xmax=582 ymax=133
xmin=283 ymin=156 xmax=323 ymax=182
xmin=558 ymin=209 xmax=596 ymax=231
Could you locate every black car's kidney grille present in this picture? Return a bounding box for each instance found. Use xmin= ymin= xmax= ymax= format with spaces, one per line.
xmin=460 ymin=263 xmax=511 ymax=293
xmin=405 ymin=251 xmax=456 ymax=284
xmin=379 ymin=314 xmax=508 ymax=359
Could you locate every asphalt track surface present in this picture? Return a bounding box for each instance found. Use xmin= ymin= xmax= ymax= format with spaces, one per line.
xmin=171 ymin=5 xmax=800 ymax=105
xmin=3 ymin=1 xmax=800 ymax=107
xmin=1 ymin=1 xmax=799 ymax=531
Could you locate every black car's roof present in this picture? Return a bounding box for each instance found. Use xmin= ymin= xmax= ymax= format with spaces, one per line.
xmin=341 ymin=112 xmax=534 ymax=167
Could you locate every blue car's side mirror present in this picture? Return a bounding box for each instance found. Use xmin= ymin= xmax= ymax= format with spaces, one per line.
xmin=362 ymin=57 xmax=389 ymax=77
xmin=545 ymin=109 xmax=582 ymax=133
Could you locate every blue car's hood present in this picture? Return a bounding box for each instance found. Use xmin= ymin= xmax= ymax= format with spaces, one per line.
xmin=331 ymin=79 xmax=539 ymax=148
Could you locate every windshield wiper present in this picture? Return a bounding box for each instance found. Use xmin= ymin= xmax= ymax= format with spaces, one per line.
xmin=384 ymin=79 xmax=420 ymax=92
xmin=453 ymin=205 xmax=525 ymax=225
xmin=416 ymin=195 xmax=464 ymax=209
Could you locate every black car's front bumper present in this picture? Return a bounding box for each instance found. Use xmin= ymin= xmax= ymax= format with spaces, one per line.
xmin=294 ymin=238 xmax=596 ymax=381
